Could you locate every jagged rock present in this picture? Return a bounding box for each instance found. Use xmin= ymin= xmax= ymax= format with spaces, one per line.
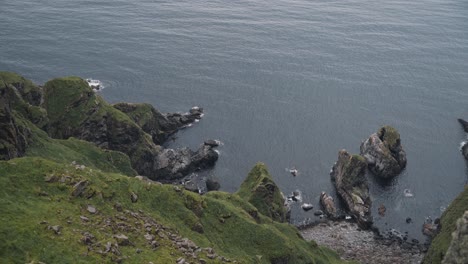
xmin=114 ymin=234 xmax=130 ymax=246
xmin=114 ymin=203 xmax=123 ymax=212
xmin=360 ymin=126 xmax=407 ymax=179
xmin=314 ymin=210 xmax=324 ymax=216
xmin=71 ymin=180 xmax=88 ymax=197
xmin=462 ymin=144 xmax=468 ymax=161
xmin=182 ymin=173 xmax=203 ymax=193
xmin=237 ymin=163 xmax=289 ymax=222
xmin=320 ymin=192 xmax=337 ymax=218
xmin=0 ymin=80 xmax=31 ymax=160
xmin=331 ymin=150 xmax=372 ymax=229
xmin=113 ymin=103 xmax=204 ymax=145
xmin=80 ymin=215 xmax=89 ymax=222
xmin=130 ymin=192 xmax=138 ymax=203
xmin=443 ymin=211 xmax=468 ymax=264
xmin=458 ymin=119 xmax=468 ymax=133
xmin=423 ymin=223 xmax=439 ymax=237
xmin=47 ymin=225 xmax=62 ymax=235
xmin=81 ymin=232 xmax=95 ymax=245
xmin=154 ymin=145 xmax=218 ymax=181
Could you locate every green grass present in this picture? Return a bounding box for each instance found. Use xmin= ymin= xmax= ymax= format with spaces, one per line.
xmin=0 ymin=158 xmax=346 ymax=263
xmin=423 ymin=186 xmax=468 ymax=264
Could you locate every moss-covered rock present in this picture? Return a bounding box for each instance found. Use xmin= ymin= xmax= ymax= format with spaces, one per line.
xmin=237 ymin=163 xmax=288 ymax=223
xmin=360 ymin=125 xmax=407 ymax=179
xmin=331 ymin=150 xmax=372 ymax=229
xmin=424 ymin=187 xmax=468 ymax=264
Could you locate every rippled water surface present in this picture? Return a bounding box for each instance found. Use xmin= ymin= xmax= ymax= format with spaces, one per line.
xmin=2 ymin=0 xmax=468 ymax=240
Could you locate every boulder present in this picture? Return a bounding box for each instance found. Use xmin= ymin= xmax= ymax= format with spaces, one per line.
xmin=360 ymin=125 xmax=407 ymax=179
xmin=331 ymin=150 xmax=372 ymax=229
xmin=443 ymin=211 xmax=468 ymax=264
xmin=206 ymin=177 xmax=221 ymax=192
xmin=320 ymin=192 xmax=337 ymax=218
xmin=237 ymin=163 xmax=289 ymax=222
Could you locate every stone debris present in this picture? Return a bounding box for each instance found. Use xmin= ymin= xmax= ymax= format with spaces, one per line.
xmin=301 ymin=221 xmax=423 ymax=264
xmin=71 ymin=180 xmax=88 ymax=197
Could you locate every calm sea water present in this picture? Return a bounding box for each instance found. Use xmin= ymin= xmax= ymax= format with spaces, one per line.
xmin=2 ymin=0 xmax=468 ymax=240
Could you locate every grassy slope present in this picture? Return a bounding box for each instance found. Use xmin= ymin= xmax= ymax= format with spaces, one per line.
xmin=423 ymin=186 xmax=468 ymax=264
xmin=0 ymin=72 xmax=345 ymax=263
xmin=0 ymin=158 xmax=343 ymax=264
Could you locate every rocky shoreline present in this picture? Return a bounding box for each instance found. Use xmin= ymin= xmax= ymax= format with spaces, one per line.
xmin=299 ymin=220 xmax=425 ymax=264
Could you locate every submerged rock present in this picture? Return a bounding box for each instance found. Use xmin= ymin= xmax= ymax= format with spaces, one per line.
xmin=320 ymin=192 xmax=337 ymax=218
xmin=331 ymin=150 xmax=372 ymax=229
xmin=360 ymin=126 xmax=407 ymax=179
xmin=237 ymin=163 xmax=289 ymax=222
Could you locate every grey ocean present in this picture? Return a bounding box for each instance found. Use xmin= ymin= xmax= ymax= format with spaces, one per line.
xmin=2 ymin=0 xmax=468 ymax=240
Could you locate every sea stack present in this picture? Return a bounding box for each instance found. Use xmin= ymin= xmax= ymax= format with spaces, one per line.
xmin=360 ymin=125 xmax=407 ymax=179
xmin=331 ymin=150 xmax=372 ymax=229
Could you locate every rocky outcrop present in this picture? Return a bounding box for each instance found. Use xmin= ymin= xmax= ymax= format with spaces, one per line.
xmin=113 ymin=103 xmax=203 ymax=145
xmin=320 ymin=192 xmax=337 ymax=218
xmin=458 ymin=119 xmax=468 ymax=133
xmin=458 ymin=119 xmax=468 ymax=160
xmin=360 ymin=126 xmax=407 ymax=179
xmin=0 ymin=81 xmax=30 ymax=160
xmin=331 ymin=150 xmax=372 ymax=229
xmin=443 ymin=211 xmax=468 ymax=264
xmin=42 ymin=76 xmax=217 ymax=181
xmin=155 ymin=145 xmax=218 ymax=181
xmin=237 ymin=163 xmax=289 ymax=222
